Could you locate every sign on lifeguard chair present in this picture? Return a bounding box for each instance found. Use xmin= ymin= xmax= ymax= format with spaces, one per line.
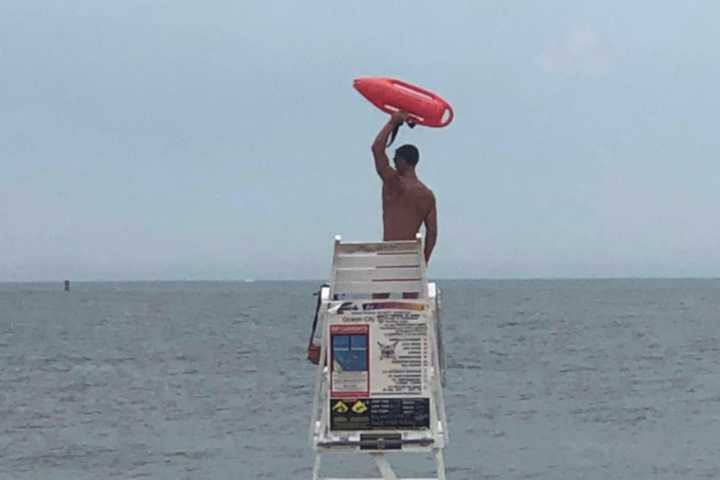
xmin=308 ymin=234 xmax=448 ymax=480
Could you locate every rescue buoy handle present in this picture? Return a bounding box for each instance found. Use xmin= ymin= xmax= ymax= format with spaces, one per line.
xmin=440 ymin=104 xmax=454 ymax=128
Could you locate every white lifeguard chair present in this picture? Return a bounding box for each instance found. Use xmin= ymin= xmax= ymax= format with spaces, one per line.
xmin=308 ymin=234 xmax=448 ymax=480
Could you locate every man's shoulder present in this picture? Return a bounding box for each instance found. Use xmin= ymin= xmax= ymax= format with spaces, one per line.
xmin=418 ymin=181 xmax=435 ymax=200
xmin=411 ymin=181 xmax=435 ymax=210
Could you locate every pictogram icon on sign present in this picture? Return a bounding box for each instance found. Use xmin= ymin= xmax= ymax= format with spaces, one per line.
xmin=352 ymin=400 xmax=368 ymax=414
xmin=333 ymin=401 xmax=349 ymax=413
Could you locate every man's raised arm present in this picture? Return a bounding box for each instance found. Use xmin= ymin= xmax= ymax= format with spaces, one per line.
xmin=371 ymin=112 xmax=407 ymax=181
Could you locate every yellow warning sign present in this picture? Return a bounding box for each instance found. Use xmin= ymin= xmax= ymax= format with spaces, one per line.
xmin=333 ymin=401 xmax=349 ymax=413
xmin=352 ymin=400 xmax=368 ymax=414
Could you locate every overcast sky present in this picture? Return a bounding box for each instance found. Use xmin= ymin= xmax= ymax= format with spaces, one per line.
xmin=2 ymin=1 xmax=719 ymax=281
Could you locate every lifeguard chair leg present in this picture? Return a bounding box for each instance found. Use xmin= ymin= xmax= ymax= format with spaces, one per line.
xmin=312 ymin=453 xmax=322 ymax=480
xmin=433 ymin=448 xmax=447 ymax=480
xmin=372 ymin=452 xmax=398 ymax=480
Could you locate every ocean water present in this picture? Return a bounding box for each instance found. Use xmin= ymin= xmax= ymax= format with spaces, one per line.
xmin=1 ymin=280 xmax=719 ymax=479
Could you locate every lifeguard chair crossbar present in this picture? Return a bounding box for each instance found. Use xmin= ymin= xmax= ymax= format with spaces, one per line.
xmin=308 ymin=234 xmax=448 ymax=480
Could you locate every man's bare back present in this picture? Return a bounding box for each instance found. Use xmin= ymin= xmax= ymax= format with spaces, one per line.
xmin=371 ymin=112 xmax=438 ymax=262
xmin=382 ymin=177 xmax=434 ymax=240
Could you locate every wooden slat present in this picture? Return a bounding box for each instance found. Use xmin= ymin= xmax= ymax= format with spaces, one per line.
xmin=335 ymin=267 xmax=422 ymax=283
xmin=333 ymin=280 xmax=424 ymax=295
xmin=335 ymin=253 xmax=421 ymax=269
xmin=335 ymin=241 xmax=419 ymax=255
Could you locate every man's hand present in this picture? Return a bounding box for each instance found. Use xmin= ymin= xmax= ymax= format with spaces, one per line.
xmin=390 ymin=111 xmax=409 ymax=125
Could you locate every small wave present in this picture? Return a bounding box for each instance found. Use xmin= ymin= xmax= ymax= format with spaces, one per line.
xmin=448 ymin=362 xmax=483 ymax=370
xmin=498 ymin=321 xmax=520 ymax=328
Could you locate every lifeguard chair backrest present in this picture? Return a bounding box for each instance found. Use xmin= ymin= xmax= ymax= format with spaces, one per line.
xmin=329 ymin=234 xmax=427 ymax=300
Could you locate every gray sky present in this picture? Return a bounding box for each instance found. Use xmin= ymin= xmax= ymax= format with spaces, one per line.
xmin=2 ymin=1 xmax=719 ymax=281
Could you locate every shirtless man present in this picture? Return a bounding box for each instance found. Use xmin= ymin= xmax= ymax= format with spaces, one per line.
xmin=371 ymin=112 xmax=437 ymax=263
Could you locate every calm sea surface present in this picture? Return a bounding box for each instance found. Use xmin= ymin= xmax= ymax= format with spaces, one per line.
xmin=1 ymin=280 xmax=719 ymax=479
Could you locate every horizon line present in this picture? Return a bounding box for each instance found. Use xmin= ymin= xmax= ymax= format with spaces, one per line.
xmin=1 ymin=275 xmax=719 ymax=284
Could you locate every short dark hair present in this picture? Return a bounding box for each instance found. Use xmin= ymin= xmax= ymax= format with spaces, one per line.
xmin=395 ymin=144 xmax=419 ymax=167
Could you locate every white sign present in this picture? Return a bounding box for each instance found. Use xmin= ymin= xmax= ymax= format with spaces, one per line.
xmin=328 ymin=301 xmax=431 ymax=399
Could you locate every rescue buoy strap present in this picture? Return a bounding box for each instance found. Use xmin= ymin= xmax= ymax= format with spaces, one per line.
xmin=386 ymin=121 xmax=416 ymax=147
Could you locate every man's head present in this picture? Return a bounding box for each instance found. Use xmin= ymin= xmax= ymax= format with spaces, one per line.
xmin=393 ymin=144 xmax=419 ymax=173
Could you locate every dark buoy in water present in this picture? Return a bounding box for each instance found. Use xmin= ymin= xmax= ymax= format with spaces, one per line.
xmin=64 ymin=280 xmax=70 ymax=292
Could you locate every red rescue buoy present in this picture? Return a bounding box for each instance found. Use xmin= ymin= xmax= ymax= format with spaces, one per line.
xmin=353 ymin=77 xmax=454 ymax=128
